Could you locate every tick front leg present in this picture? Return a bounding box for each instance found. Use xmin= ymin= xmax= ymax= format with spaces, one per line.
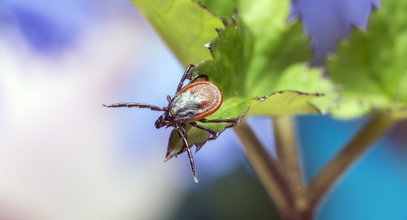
xmin=176 ymin=64 xmax=195 ymax=92
xmin=189 ymin=74 xmax=209 ymax=83
xmin=196 ymin=118 xmax=241 ymax=140
xmin=190 ymin=122 xmax=219 ymax=140
xmin=102 ymin=103 xmax=164 ymax=111
xmin=175 ymin=124 xmax=198 ymax=183
xmin=199 ymin=118 xmax=240 ymax=128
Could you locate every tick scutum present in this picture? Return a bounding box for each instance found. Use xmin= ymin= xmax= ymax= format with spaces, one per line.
xmin=170 ymin=91 xmax=202 ymax=123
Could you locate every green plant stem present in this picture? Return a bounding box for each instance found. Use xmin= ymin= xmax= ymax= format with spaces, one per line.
xmin=273 ymin=116 xmax=304 ymax=200
xmin=307 ymin=113 xmax=398 ymax=210
xmin=234 ymin=121 xmax=294 ymax=217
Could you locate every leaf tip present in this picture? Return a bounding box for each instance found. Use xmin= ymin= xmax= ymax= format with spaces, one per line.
xmin=164 ymin=150 xmax=178 ymax=162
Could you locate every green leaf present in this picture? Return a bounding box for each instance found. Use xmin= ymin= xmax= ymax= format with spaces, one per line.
xmin=133 ymin=0 xmax=335 ymax=158
xmin=327 ymin=0 xmax=407 ymax=119
xmin=130 ymin=0 xmax=224 ymax=65
xmin=165 ymin=126 xmax=206 ymax=161
xmin=165 ymin=0 xmax=336 ymax=157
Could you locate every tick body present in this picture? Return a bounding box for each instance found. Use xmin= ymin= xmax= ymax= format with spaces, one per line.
xmin=103 ymin=65 xmax=239 ymax=182
xmin=170 ymin=81 xmax=222 ymax=123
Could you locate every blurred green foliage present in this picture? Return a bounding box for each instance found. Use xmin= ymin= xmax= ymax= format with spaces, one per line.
xmin=328 ymin=0 xmax=407 ymax=119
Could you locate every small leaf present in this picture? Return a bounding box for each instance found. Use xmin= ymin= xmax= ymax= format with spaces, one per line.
xmin=165 ymin=125 xmax=209 ymax=161
xmin=166 ymin=129 xmax=183 ymax=161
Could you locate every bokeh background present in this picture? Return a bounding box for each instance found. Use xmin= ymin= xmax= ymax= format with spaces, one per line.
xmin=0 ymin=0 xmax=406 ymax=219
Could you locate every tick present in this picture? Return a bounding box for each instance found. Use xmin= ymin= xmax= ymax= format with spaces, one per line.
xmin=103 ymin=65 xmax=239 ymax=182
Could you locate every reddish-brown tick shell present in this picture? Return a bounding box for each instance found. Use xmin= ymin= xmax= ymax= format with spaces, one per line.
xmin=175 ymin=81 xmax=223 ymax=121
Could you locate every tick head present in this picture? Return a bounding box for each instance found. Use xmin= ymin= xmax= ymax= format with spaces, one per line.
xmin=155 ymin=113 xmax=173 ymax=129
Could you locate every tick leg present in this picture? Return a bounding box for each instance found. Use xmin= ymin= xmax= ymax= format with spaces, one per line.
xmin=200 ymin=119 xmax=240 ymax=137
xmin=190 ymin=122 xmax=219 ymax=140
xmin=189 ymin=74 xmax=209 ymax=83
xmin=177 ymin=64 xmax=195 ymax=92
xmin=102 ymin=103 xmax=164 ymax=111
xmin=199 ymin=118 xmax=239 ymax=128
xmin=175 ymin=124 xmax=198 ymax=183
xmin=197 ymin=118 xmax=241 ymax=140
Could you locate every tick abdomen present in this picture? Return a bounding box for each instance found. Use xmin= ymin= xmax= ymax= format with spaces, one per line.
xmin=170 ymin=81 xmax=222 ymax=123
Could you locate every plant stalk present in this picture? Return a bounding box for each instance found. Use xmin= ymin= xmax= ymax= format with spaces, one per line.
xmin=273 ymin=116 xmax=304 ymax=198
xmin=306 ymin=113 xmax=398 ymax=210
xmin=234 ymin=121 xmax=295 ymax=217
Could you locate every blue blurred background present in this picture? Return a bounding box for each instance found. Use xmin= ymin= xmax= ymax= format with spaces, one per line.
xmin=0 ymin=0 xmax=406 ymax=219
